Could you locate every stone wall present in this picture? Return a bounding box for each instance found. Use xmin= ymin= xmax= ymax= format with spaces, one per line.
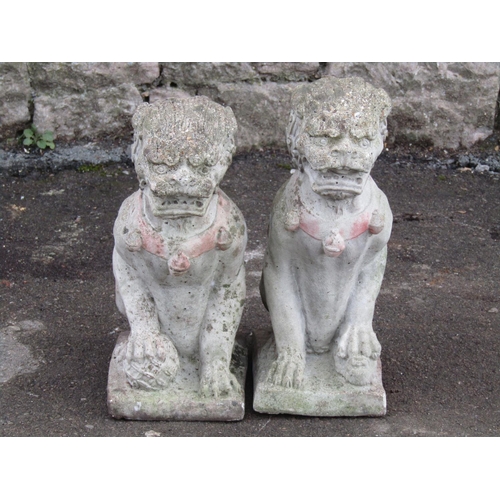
xmin=1 ymin=62 xmax=499 ymax=151
xmin=0 ymin=63 xmax=31 ymax=137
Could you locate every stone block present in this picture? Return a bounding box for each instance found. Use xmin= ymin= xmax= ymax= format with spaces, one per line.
xmin=251 ymin=62 xmax=321 ymax=81
xmin=28 ymin=63 xmax=159 ymax=140
xmin=33 ymin=84 xmax=143 ymax=140
xmin=326 ymin=62 xmax=500 ymax=149
xmin=108 ymin=332 xmax=247 ymax=421
xmin=253 ymin=337 xmax=386 ymax=416
xmin=0 ymin=63 xmax=31 ymax=137
xmin=200 ymin=82 xmax=303 ymax=149
xmin=29 ymin=62 xmax=160 ymax=94
xmin=147 ymin=86 xmax=194 ymax=102
xmin=161 ymin=62 xmax=259 ymax=87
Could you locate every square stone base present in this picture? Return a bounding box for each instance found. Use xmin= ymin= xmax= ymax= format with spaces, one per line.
xmin=253 ymin=338 xmax=386 ymax=417
xmin=107 ymin=331 xmax=247 ymax=421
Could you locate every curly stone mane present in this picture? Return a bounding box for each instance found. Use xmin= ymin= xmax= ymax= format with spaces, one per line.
xmin=131 ymin=96 xmax=237 ymax=179
xmin=286 ymin=77 xmax=391 ymax=169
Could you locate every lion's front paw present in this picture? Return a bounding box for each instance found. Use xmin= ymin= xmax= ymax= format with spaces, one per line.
xmin=267 ymin=348 xmax=305 ymax=389
xmin=335 ymin=323 xmax=381 ymax=360
xmin=124 ymin=331 xmax=179 ymax=390
xmin=199 ymin=361 xmax=240 ymax=399
xmin=333 ymin=324 xmax=381 ymax=386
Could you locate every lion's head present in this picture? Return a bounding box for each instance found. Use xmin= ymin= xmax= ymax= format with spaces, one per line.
xmin=287 ymin=77 xmax=391 ymax=200
xmin=131 ymin=96 xmax=237 ymax=218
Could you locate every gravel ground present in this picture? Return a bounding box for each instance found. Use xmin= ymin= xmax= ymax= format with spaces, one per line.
xmin=1 ymin=143 xmax=500 ymax=436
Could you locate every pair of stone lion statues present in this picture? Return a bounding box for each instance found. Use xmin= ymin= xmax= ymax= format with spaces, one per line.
xmin=108 ymin=76 xmax=393 ymax=420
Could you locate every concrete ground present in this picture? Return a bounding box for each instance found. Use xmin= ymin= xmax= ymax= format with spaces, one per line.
xmin=1 ymin=144 xmax=500 ymax=436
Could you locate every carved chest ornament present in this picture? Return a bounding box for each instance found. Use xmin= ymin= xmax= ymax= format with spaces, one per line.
xmin=283 ymin=175 xmax=385 ymax=257
xmin=124 ymin=188 xmax=233 ymax=276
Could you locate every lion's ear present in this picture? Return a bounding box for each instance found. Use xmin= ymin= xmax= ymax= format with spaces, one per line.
xmin=224 ymin=105 xmax=238 ymax=137
xmin=226 ymin=136 xmax=236 ymax=156
xmin=131 ymin=103 xmax=152 ymax=164
xmin=379 ymin=118 xmax=389 ymax=141
xmin=132 ymin=103 xmax=151 ymax=131
xmin=375 ymin=88 xmax=392 ymax=121
xmin=131 ymin=133 xmax=142 ymax=163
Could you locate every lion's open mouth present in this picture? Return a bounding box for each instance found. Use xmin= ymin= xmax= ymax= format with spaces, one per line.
xmin=312 ymin=172 xmax=365 ymax=196
xmin=148 ymin=194 xmax=211 ymax=218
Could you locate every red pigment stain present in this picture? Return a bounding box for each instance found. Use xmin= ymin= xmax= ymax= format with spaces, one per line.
xmin=141 ymin=228 xmax=167 ymax=258
xmin=136 ymin=189 xmax=232 ymax=261
xmin=347 ymin=212 xmax=370 ymax=240
xmin=188 ymin=229 xmax=218 ymax=257
xmin=188 ymin=194 xmax=231 ymax=258
xmin=169 ymin=252 xmax=190 ymax=273
xmin=300 ymin=217 xmax=320 ymax=238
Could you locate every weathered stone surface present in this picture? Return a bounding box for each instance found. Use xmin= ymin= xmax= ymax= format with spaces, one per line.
xmin=252 ymin=62 xmax=321 ymax=81
xmin=0 ymin=63 xmax=31 ymax=137
xmin=33 ymin=85 xmax=143 ymax=140
xmin=1 ymin=62 xmax=498 ymax=150
xmin=161 ymin=62 xmax=258 ymax=87
xmin=29 ymin=62 xmax=159 ymax=93
xmin=200 ymin=82 xmax=302 ymax=149
xmin=29 ymin=63 xmax=160 ymax=140
xmin=109 ymin=97 xmax=248 ymax=420
xmin=253 ymin=337 xmax=385 ymax=416
xmin=254 ymin=77 xmax=392 ymax=416
xmin=326 ymin=62 xmax=500 ymax=149
xmin=108 ymin=332 xmax=247 ymax=421
xmin=147 ymin=86 xmax=194 ymax=103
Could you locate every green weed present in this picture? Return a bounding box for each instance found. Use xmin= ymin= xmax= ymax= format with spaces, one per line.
xmin=77 ymin=164 xmax=104 ymax=173
xmin=20 ymin=126 xmax=55 ymax=150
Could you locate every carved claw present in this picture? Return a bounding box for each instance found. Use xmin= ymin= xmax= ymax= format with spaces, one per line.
xmin=323 ymin=229 xmax=345 ymax=257
xmin=216 ymin=227 xmax=233 ymax=251
xmin=334 ymin=324 xmax=381 ymax=386
xmin=200 ymin=361 xmax=240 ymax=398
xmin=124 ymin=332 xmax=179 ymax=390
xmin=336 ymin=325 xmax=381 ymax=360
xmin=267 ymin=348 xmax=305 ymax=389
xmin=368 ymin=209 xmax=385 ymax=234
xmin=168 ymin=251 xmax=190 ymax=276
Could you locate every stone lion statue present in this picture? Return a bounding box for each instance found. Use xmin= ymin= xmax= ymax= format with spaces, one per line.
xmin=111 ymin=96 xmax=247 ymax=402
xmin=260 ymin=76 xmax=393 ymax=393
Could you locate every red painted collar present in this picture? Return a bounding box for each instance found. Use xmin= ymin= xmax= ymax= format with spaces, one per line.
xmin=125 ymin=189 xmax=232 ymax=275
xmin=283 ymin=175 xmax=384 ymax=257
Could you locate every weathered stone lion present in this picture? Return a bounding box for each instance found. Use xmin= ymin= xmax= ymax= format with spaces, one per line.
xmin=109 ymin=97 xmax=247 ymax=417
xmin=255 ymin=77 xmax=392 ymax=415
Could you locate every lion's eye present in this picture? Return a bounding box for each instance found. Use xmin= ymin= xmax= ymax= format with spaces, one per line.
xmin=319 ymin=138 xmax=328 ymax=146
xmin=164 ymin=152 xmax=179 ymax=166
xmin=189 ymin=154 xmax=203 ymax=167
xmin=205 ymin=152 xmax=218 ymax=167
xmin=360 ymin=138 xmax=371 ymax=148
xmin=154 ymin=165 xmax=167 ymax=174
